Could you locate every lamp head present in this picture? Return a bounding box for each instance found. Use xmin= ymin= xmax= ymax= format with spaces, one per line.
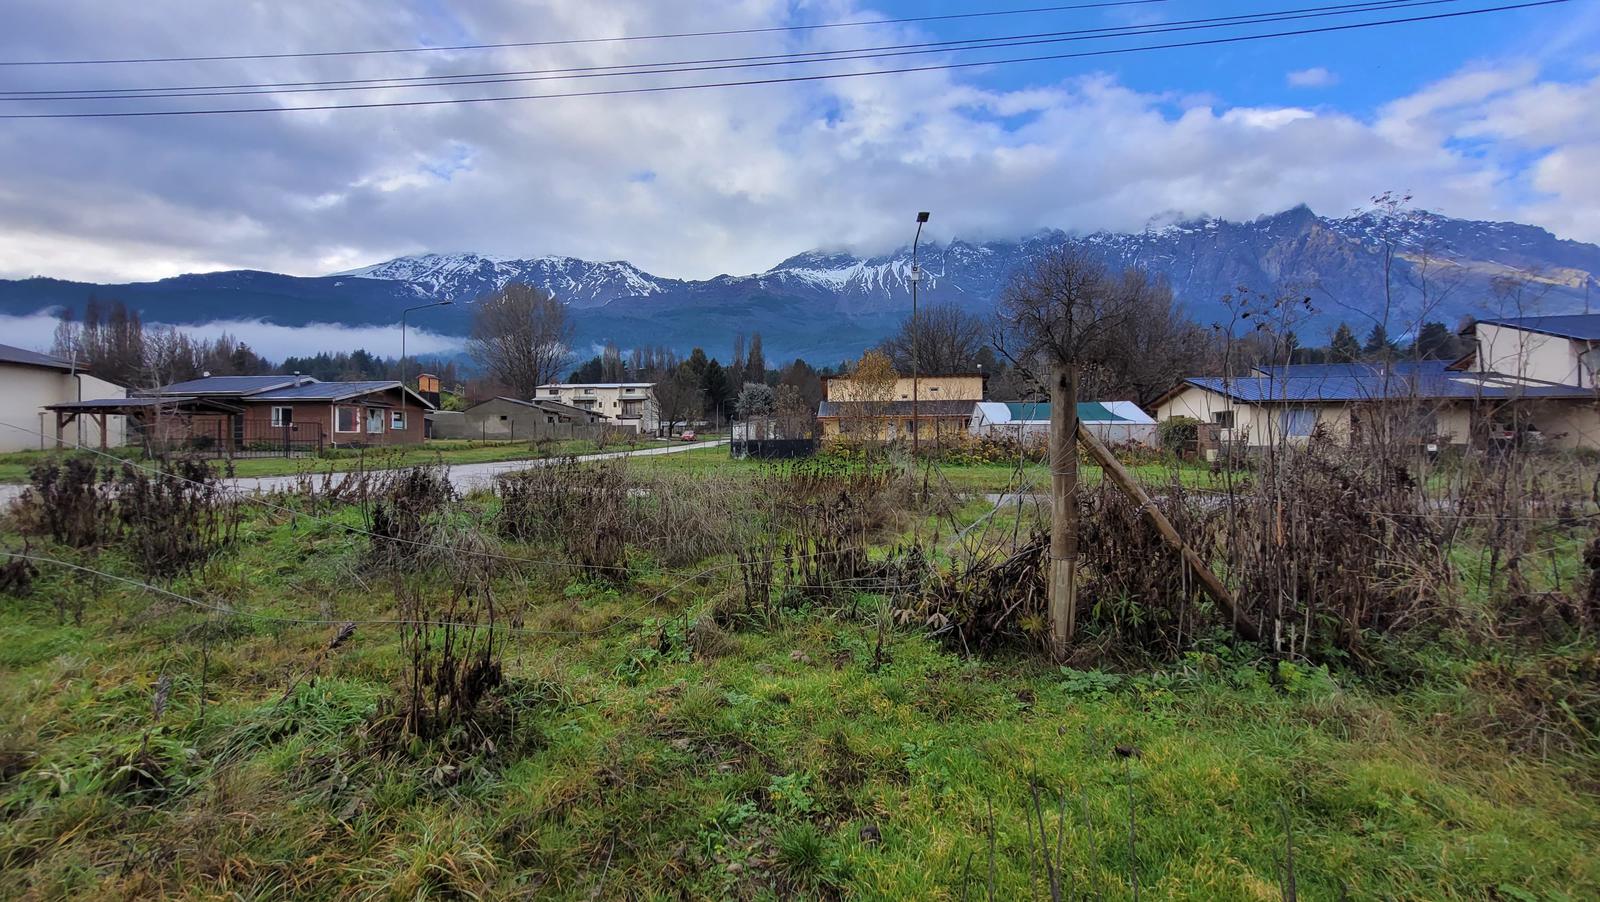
xmin=916 ymin=211 xmax=930 ymax=223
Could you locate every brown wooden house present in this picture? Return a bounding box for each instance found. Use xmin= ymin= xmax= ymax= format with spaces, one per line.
xmin=138 ymin=374 xmax=435 ymax=451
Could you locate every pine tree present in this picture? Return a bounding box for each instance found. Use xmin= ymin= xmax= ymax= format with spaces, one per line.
xmin=1329 ymin=323 xmax=1361 ymax=363
xmin=746 ymin=332 xmax=766 ymax=385
xmin=1363 ymin=324 xmax=1396 ymax=360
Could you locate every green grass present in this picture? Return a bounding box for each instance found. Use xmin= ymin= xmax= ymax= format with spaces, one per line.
xmin=0 ymin=437 xmax=675 ymax=482
xmin=1 ymin=487 xmax=1595 ymax=899
xmin=627 ymin=445 xmax=1236 ymax=495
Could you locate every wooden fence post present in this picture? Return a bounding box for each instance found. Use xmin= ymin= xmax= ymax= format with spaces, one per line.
xmin=1049 ymin=364 xmax=1080 ymax=658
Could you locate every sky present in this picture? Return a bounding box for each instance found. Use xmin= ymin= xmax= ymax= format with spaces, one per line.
xmin=0 ymin=0 xmax=1597 ymax=284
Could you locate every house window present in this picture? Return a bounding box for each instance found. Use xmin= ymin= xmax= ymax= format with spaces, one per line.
xmin=546 ymin=389 xmax=560 ymax=397
xmin=365 ymin=408 xmax=385 ymax=433
xmin=499 ymin=415 xmax=509 ymax=422
xmin=1279 ymin=407 xmax=1317 ymax=437
xmin=270 ymin=406 xmax=293 ymax=427
xmin=1212 ymin=411 xmax=1235 ymax=429
xmin=929 ymin=386 xmax=940 ymax=393
xmin=335 ymin=406 xmax=358 ymax=433
xmin=390 ymin=410 xmax=407 ymax=430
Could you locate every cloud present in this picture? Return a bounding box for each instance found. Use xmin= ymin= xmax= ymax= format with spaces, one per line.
xmin=0 ymin=1 xmax=1595 ymax=286
xmin=0 ymin=313 xmax=461 ymax=361
xmin=1286 ymin=67 xmax=1338 ymax=88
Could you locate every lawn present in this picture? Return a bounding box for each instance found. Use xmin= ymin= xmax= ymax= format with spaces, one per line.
xmin=0 ymin=453 xmax=1595 ymax=899
xmin=631 ymin=445 xmax=1238 ymax=496
xmin=0 ymin=437 xmax=673 ymax=482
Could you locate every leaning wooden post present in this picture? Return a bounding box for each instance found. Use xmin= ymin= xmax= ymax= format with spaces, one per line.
xmin=1049 ymin=363 xmax=1080 ymax=658
xmin=1077 ymin=425 xmax=1261 ymax=642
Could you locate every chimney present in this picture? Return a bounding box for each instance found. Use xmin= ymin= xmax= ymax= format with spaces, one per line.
xmin=417 ymin=372 xmax=442 ymax=407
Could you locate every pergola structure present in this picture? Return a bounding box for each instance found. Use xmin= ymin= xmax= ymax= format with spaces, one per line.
xmin=43 ymin=396 xmax=244 ymax=451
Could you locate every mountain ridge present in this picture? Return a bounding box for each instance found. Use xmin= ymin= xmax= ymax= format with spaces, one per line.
xmin=3 ymin=206 xmax=1596 ymax=363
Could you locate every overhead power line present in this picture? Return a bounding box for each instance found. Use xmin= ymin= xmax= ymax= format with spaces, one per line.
xmin=0 ymin=0 xmax=1464 ymax=102
xmin=0 ymin=1 xmax=1568 ymax=119
xmin=0 ymin=0 xmax=1174 ymax=67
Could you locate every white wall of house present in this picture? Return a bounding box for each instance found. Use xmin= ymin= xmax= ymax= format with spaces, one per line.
xmin=1474 ymin=322 xmax=1593 ymax=388
xmin=535 ymin=383 xmax=658 ymax=433
xmin=1155 ymin=384 xmax=1352 ymax=448
xmin=0 ymin=364 xmax=126 ymax=452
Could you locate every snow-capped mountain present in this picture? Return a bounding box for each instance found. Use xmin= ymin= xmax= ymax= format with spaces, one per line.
xmin=338 ymin=252 xmax=679 ymax=308
xmin=3 ymin=206 xmax=1597 ymax=362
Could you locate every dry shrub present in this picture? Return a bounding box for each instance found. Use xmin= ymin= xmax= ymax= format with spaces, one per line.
xmin=114 ymin=458 xmax=237 ymax=580
xmin=1225 ymin=435 xmax=1456 ymax=658
xmin=18 ymin=458 xmax=110 ymax=547
xmin=366 ymin=463 xmax=454 ymax=569
xmin=371 ymin=538 xmax=504 ymax=750
xmin=495 ymin=459 xmax=628 ymax=577
xmin=916 ymin=532 xmax=1049 ymax=654
xmin=0 ymin=549 xmax=38 ymax=596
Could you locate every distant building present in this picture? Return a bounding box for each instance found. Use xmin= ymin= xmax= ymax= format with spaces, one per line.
xmin=77 ymin=374 xmax=437 ymax=451
xmin=535 ymin=382 xmax=658 ymax=433
xmin=970 ymin=401 xmax=1156 ymax=446
xmin=816 ymin=373 xmax=985 ymax=441
xmin=0 ymin=343 xmax=125 ymax=452
xmin=1153 ymin=315 xmax=1600 ymax=451
xmin=436 ymin=396 xmax=611 ymax=440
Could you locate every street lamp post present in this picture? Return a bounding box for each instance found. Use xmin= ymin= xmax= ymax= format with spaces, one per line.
xmin=400 ymin=300 xmax=453 ymax=439
xmin=910 ymin=211 xmax=930 ymax=454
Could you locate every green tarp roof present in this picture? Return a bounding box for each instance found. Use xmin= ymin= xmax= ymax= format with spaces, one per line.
xmin=1004 ymin=402 xmax=1128 ymax=423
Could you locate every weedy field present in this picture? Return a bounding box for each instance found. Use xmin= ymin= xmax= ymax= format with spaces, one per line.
xmin=0 ymin=444 xmax=1596 ymax=900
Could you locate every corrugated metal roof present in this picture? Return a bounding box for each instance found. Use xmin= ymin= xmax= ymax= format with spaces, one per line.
xmin=1001 ymin=401 xmax=1132 ymax=423
xmin=975 ymin=401 xmax=1152 ymax=424
xmin=158 ymin=374 xmax=312 ymax=395
xmin=1183 ymin=372 xmax=1596 ymax=403
xmin=1253 ymin=360 xmax=1451 ymax=379
xmin=817 ymin=399 xmax=977 ymax=417
xmin=0 ymin=343 xmax=74 ymax=372
xmin=1477 ymin=314 xmax=1600 ymax=341
xmin=249 ymin=380 xmax=410 ymax=402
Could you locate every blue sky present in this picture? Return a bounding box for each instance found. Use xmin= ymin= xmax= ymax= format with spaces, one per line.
xmin=0 ymin=0 xmax=1595 ymax=282
xmin=864 ymin=0 xmax=1568 ymax=113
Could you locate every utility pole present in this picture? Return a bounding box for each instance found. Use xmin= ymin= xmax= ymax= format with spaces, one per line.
xmin=910 ymin=211 xmax=929 ymax=454
xmin=1049 ymin=363 xmax=1080 ymax=658
xmin=400 ymin=300 xmax=452 ymax=437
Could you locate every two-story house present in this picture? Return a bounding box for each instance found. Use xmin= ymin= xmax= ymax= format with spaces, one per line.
xmin=535 ymin=382 xmax=659 ymax=434
xmin=816 ymin=372 xmax=986 ymax=441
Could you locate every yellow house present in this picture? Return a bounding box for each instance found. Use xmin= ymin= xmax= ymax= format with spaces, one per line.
xmin=817 ymin=373 xmax=985 ymax=440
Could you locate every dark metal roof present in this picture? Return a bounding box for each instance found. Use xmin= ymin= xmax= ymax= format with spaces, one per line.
xmin=1252 ymin=360 xmax=1452 ymax=379
xmin=46 ymin=396 xmax=244 ymax=414
xmin=1182 ymin=372 xmax=1596 ymax=404
xmin=1476 ymin=314 xmax=1600 ymax=341
xmin=0 ymin=343 xmax=75 ymax=372
xmin=157 ymin=374 xmax=313 ymax=395
xmin=817 ymin=399 xmax=977 ymax=417
xmin=249 ymin=380 xmax=434 ymax=408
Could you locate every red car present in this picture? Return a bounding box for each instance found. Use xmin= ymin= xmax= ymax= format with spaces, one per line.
xmin=679 ymin=430 xmax=697 ymax=441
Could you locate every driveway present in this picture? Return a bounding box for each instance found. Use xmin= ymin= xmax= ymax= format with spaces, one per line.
xmin=0 ymin=439 xmax=727 ymax=506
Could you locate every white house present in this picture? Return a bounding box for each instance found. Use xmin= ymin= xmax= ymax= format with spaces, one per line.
xmin=534 ymin=382 xmax=658 ymax=433
xmin=0 ymin=343 xmax=126 ymax=452
xmin=969 ymin=401 xmax=1157 ymax=446
xmin=1152 ymin=315 xmax=1600 ymax=451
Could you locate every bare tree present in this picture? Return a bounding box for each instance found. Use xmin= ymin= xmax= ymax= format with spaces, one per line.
xmin=879 ymin=302 xmax=987 ymax=374
xmin=996 ymin=248 xmax=1142 ymax=659
xmin=654 ymin=364 xmax=700 ymax=436
xmin=466 ymin=284 xmax=573 ymax=399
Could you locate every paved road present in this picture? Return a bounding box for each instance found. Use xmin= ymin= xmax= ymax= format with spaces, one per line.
xmin=0 ymin=439 xmax=727 ymax=506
